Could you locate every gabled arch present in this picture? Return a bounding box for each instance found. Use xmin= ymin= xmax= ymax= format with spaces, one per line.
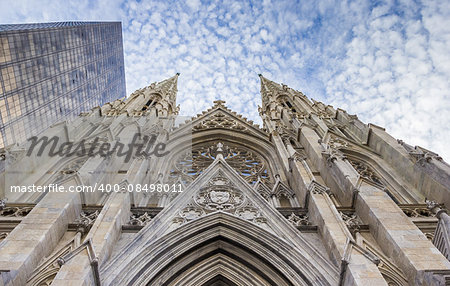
xmin=253 ymin=178 xmax=272 ymax=202
xmin=102 ymin=212 xmax=335 ymax=285
xmin=101 ymin=150 xmax=339 ymax=286
xmin=342 ymin=149 xmax=423 ymax=204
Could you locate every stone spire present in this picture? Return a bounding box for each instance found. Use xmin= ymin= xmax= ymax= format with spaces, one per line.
xmin=121 ymin=73 xmax=180 ymax=116
xmin=259 ymin=74 xmax=301 ymax=120
xmin=152 ymin=72 xmax=180 ymax=106
xmin=258 ymin=74 xmax=316 ymax=120
xmin=259 ymin=74 xmax=285 ymax=111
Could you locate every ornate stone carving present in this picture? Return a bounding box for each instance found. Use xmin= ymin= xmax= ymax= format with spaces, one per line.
xmin=400 ymin=205 xmax=435 ymax=218
xmin=172 ymin=172 xmax=267 ymax=228
xmin=176 ymin=204 xmax=206 ymax=223
xmin=235 ymin=202 xmax=267 ymax=225
xmin=348 ymin=159 xmax=384 ymax=186
xmin=129 ymin=212 xmax=152 ymax=226
xmin=254 ymin=179 xmax=272 ymax=201
xmin=169 ymin=142 xmax=272 ymax=186
xmin=193 ymin=111 xmax=247 ymax=132
xmin=194 ymin=175 xmax=244 ymax=211
xmin=426 ymin=199 xmax=440 ymax=211
xmin=322 ymin=136 xmax=350 ymax=166
xmin=74 ymin=210 xmax=99 ymax=234
xmin=425 ymin=199 xmax=448 ymax=218
xmin=195 ymin=188 xmax=244 ymax=211
xmin=272 ymin=179 xmax=294 ymax=198
xmin=328 ymin=135 xmax=350 ymax=149
xmin=287 ymin=213 xmax=310 ymax=226
xmin=0 ymin=205 xmax=33 ymax=217
xmin=308 ymin=180 xmax=329 ymax=195
xmin=340 ymin=211 xmax=363 ymax=234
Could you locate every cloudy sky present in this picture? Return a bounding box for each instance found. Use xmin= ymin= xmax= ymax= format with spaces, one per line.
xmin=1 ymin=0 xmax=449 ymax=160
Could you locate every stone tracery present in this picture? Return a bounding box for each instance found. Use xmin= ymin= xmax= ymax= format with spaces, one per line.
xmin=168 ymin=141 xmax=272 ymax=186
xmin=348 ymin=159 xmax=384 ymax=186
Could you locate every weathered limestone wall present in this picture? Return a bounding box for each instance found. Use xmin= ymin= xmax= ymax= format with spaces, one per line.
xmin=309 ymin=190 xmax=387 ymax=285
xmin=368 ymin=126 xmax=450 ymax=208
xmin=52 ymin=192 xmax=130 ymax=286
xmin=356 ymin=181 xmax=450 ymax=285
xmin=0 ymin=190 xmax=80 ymax=286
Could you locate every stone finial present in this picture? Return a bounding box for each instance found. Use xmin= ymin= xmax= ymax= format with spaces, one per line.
xmin=215 ymin=142 xmax=225 ymax=159
xmin=213 ymin=100 xmax=226 ymax=107
xmin=426 ymin=199 xmax=448 ymax=218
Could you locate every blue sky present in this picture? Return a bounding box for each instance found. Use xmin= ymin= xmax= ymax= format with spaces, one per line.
xmin=1 ymin=0 xmax=449 ymax=160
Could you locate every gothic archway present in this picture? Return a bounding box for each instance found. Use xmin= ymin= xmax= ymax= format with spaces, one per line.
xmin=102 ymin=212 xmax=336 ymax=285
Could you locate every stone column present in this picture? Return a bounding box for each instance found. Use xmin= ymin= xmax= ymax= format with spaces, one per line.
xmin=427 ymin=200 xmax=450 ymax=261
xmin=307 ymin=181 xmax=387 ymax=285
xmin=271 ymin=130 xmax=290 ymax=173
xmin=0 ymin=190 xmax=81 ymax=286
xmin=288 ymin=152 xmax=313 ymax=206
xmin=52 ymin=191 xmax=130 ymax=285
xmin=355 ymin=179 xmax=450 ymax=285
xmin=298 ymin=124 xmax=355 ymax=205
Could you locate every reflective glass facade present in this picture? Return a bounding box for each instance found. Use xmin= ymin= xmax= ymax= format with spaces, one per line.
xmin=0 ymin=22 xmax=126 ymax=148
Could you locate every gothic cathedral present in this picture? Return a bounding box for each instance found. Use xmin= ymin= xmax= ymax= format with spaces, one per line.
xmin=0 ymin=74 xmax=449 ymax=286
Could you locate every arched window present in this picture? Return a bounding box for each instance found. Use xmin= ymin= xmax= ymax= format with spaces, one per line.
xmin=141 ymin=99 xmax=153 ymax=111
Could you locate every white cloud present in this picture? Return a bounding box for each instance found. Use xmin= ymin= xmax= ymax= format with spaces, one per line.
xmin=0 ymin=0 xmax=448 ymax=161
xmin=185 ymin=0 xmax=201 ymax=12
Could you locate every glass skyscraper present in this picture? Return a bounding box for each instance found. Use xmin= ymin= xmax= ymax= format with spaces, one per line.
xmin=0 ymin=21 xmax=126 ymax=148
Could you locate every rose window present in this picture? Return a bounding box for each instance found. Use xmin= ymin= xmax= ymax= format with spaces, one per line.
xmin=168 ymin=142 xmax=272 ymax=186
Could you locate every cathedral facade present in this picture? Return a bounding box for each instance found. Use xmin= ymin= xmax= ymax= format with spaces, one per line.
xmin=0 ymin=74 xmax=449 ymax=285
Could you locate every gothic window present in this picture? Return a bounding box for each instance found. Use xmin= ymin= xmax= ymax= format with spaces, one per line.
xmin=289 ymin=138 xmax=299 ymax=148
xmin=141 ymin=99 xmax=152 ymax=111
xmin=285 ymin=100 xmax=296 ymax=113
xmin=168 ymin=142 xmax=272 ymax=186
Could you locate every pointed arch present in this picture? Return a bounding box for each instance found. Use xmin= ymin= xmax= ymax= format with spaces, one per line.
xmin=102 ymin=212 xmax=335 ymax=285
xmin=253 ymin=179 xmax=272 ymax=202
xmin=342 ymin=149 xmax=422 ymax=204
